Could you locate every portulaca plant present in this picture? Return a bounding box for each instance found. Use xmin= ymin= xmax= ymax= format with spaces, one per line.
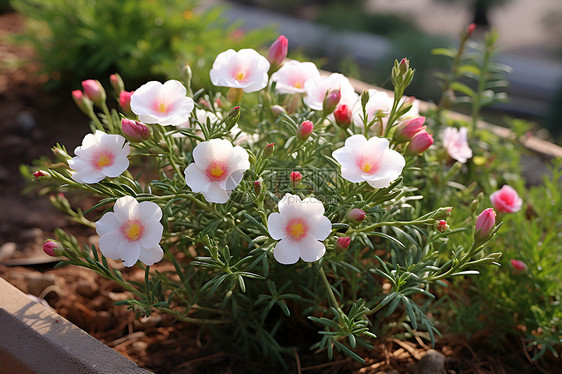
xmin=34 ymin=35 xmax=504 ymax=364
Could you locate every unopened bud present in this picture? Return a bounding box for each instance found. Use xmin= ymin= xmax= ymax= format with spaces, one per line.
xmin=81 ymin=79 xmax=106 ymax=107
xmin=436 ymin=220 xmax=449 ymax=232
xmin=475 ymin=208 xmax=496 ymax=241
xmin=43 ymin=240 xmax=62 ymax=257
xmin=268 ymin=35 xmax=288 ymax=72
xmin=121 ymin=119 xmax=151 ymax=141
xmin=510 ymin=259 xmax=528 ymax=274
xmin=322 ymin=89 xmax=341 ymax=116
xmin=227 ymin=87 xmax=244 ymax=104
xmin=433 ymin=207 xmax=452 ymax=220
xmin=119 ymin=91 xmax=134 ymax=113
xmin=271 ymin=105 xmax=287 ymax=115
xmin=297 ymin=120 xmax=314 ymax=140
xmin=254 ymin=180 xmax=261 ymax=195
xmin=264 ymin=143 xmax=275 ymax=158
xmin=466 ymin=23 xmax=476 ymax=37
xmin=333 ymin=104 xmax=353 ymax=129
xmin=336 ymin=237 xmax=351 ymax=250
xmin=72 ymin=90 xmax=92 ymax=115
xmin=32 ymin=170 xmax=51 ymax=180
xmin=290 ymin=171 xmax=302 ymax=187
xmin=224 ymin=106 xmax=241 ymax=130
xmin=52 ymin=146 xmax=71 ymax=162
xmin=405 ymin=130 xmax=433 ymax=155
xmin=393 ymin=116 xmax=426 ymax=143
xmin=399 ymin=58 xmax=409 ymax=75
xmin=109 ymin=73 xmax=124 ymax=93
xmin=348 ymin=208 xmax=366 ymax=222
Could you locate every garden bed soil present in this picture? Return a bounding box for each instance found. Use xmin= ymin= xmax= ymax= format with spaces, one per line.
xmin=0 ymin=12 xmax=558 ymax=374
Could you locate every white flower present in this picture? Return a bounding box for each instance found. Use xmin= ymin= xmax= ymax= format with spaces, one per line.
xmin=442 ymin=127 xmax=473 ymax=163
xmin=210 ymin=49 xmax=270 ymax=93
xmin=271 ymin=60 xmax=320 ymax=94
xmin=95 ymin=196 xmax=164 ymax=267
xmin=352 ymin=89 xmax=394 ymax=127
xmin=184 ymin=139 xmax=250 ymax=203
xmin=304 ymin=73 xmax=358 ymax=111
xmin=267 ymin=193 xmax=332 ymax=265
xmin=130 ymin=80 xmax=194 ymax=126
xmin=332 ymin=134 xmax=405 ymax=188
xmin=68 ymin=130 xmax=130 ymax=184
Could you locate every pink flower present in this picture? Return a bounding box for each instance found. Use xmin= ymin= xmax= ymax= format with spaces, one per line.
xmin=510 ymin=259 xmax=528 ymax=273
xmin=271 ymin=60 xmax=320 ymax=94
xmin=210 ymin=49 xmax=270 ymax=93
xmin=443 ymin=127 xmax=472 ymax=163
xmin=490 ymin=185 xmax=522 ymax=214
xmin=475 ymin=208 xmax=496 ymax=241
xmin=406 ymin=130 xmax=434 ymax=155
xmin=393 ymin=116 xmax=426 ymax=143
xmin=348 ymin=208 xmax=366 ymax=222
xmin=290 ymin=171 xmax=302 ymax=187
xmin=268 ymin=35 xmax=288 ymax=71
xmin=304 ymin=73 xmax=358 ymax=111
xmin=336 ymin=237 xmax=351 ymax=250
xmin=436 ymin=220 xmax=449 ymax=232
xmin=297 ymin=120 xmax=314 ymax=140
xmin=130 ymin=80 xmax=194 ymax=127
xmin=121 ymin=119 xmax=151 ymax=141
xmin=119 ymin=91 xmax=134 ymax=113
xmin=334 ymin=104 xmax=353 ymax=129
xmin=81 ymin=79 xmax=106 ymax=106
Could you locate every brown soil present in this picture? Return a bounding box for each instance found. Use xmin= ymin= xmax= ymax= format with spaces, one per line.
xmin=0 ymin=12 xmax=556 ymax=374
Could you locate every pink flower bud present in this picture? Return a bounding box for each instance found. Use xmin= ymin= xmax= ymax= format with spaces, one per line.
xmin=72 ymin=90 xmax=90 ymax=114
xmin=348 ymin=208 xmax=366 ymax=222
xmin=322 ymin=89 xmax=341 ymax=116
xmin=510 ymin=259 xmax=528 ymax=273
xmin=333 ymin=104 xmax=353 ymax=129
xmin=406 ymin=130 xmax=433 ymax=155
xmin=399 ymin=58 xmax=409 ymax=74
xmin=336 ymin=237 xmax=351 ymax=250
xmin=119 ymin=91 xmax=134 ymax=113
xmin=467 ymin=23 xmax=476 ymax=37
xmin=81 ymin=79 xmax=106 ymax=107
xmin=121 ymin=119 xmax=151 ymax=141
xmin=475 ymin=208 xmax=496 ymax=241
xmin=490 ymin=185 xmax=522 ymax=214
xmin=290 ymin=171 xmax=302 ymax=187
xmin=297 ymin=120 xmax=314 ymax=140
xmin=393 ymin=116 xmax=426 ymax=143
xmin=33 ymin=171 xmax=45 ymax=179
xmin=43 ymin=240 xmax=61 ymax=257
xmin=268 ymin=35 xmax=288 ymax=72
xmin=254 ymin=180 xmax=261 ymax=195
xmin=264 ymin=143 xmax=275 ymax=158
xmin=436 ymin=220 xmax=449 ymax=232
xmin=109 ymin=73 xmax=124 ymax=93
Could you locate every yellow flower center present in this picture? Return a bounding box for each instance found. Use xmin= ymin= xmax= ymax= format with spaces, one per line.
xmin=235 ymin=71 xmax=246 ymax=82
xmin=206 ymin=160 xmax=228 ymax=181
xmin=210 ymin=165 xmax=225 ymax=178
xmin=121 ymin=220 xmax=144 ymax=241
xmin=93 ymin=151 xmax=114 ymax=169
xmin=292 ymin=81 xmax=303 ymax=89
xmin=158 ymin=102 xmax=168 ymax=113
xmin=357 ymin=156 xmax=379 ymax=175
xmin=285 ymin=218 xmax=309 ymax=241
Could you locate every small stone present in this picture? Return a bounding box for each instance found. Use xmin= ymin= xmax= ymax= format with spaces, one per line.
xmin=16 ymin=111 xmax=36 ymax=133
xmin=108 ymin=291 xmax=129 ymax=302
xmin=0 ymin=242 xmax=17 ymax=260
xmin=133 ymin=314 xmax=162 ymax=330
xmin=416 ymin=349 xmax=446 ymax=374
xmin=25 ymin=272 xmax=57 ymax=297
xmin=131 ymin=341 xmax=148 ymax=353
xmin=75 ymin=278 xmax=98 ymax=298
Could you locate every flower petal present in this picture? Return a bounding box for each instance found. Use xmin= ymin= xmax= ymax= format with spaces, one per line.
xmin=308 ymin=215 xmax=332 ymax=241
xmin=267 ymin=212 xmax=285 ymax=240
xmin=95 ymin=212 xmax=120 ymax=236
xmin=119 ymin=240 xmax=141 ymax=267
xmin=138 ymin=245 xmax=164 ymax=266
xmin=98 ymin=231 xmax=122 ymax=260
xmin=278 ymin=193 xmax=302 ymax=216
xmin=184 ymin=163 xmax=208 ymax=193
xmin=273 ymin=239 xmax=300 ymax=265
xmin=203 ymin=184 xmax=231 ymax=204
xmin=298 ymin=237 xmax=326 ymax=263
xmin=114 ymin=196 xmax=138 ymax=222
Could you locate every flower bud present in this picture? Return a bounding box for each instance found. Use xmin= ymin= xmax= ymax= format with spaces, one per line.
xmin=121 ymin=119 xmax=151 ymax=141
xmin=119 ymin=91 xmax=134 ymax=113
xmin=271 ymin=105 xmax=287 ymax=115
xmin=81 ymin=79 xmax=106 ymax=107
xmin=109 ymin=73 xmax=124 ymax=93
xmin=297 ymin=120 xmax=314 ymax=140
xmin=52 ymin=146 xmax=71 ymax=162
xmin=475 ymin=208 xmax=496 ymax=241
xmin=290 ymin=171 xmax=302 ymax=187
xmin=510 ymin=259 xmax=528 ymax=274
xmin=322 ymin=89 xmax=341 ymax=116
xmin=43 ymin=240 xmax=62 ymax=257
xmin=405 ymin=130 xmax=433 ymax=155
xmin=467 ymin=23 xmax=476 ymax=37
xmin=254 ymin=180 xmax=261 ymax=195
xmin=393 ymin=116 xmax=426 ymax=143
xmin=336 ymin=237 xmax=351 ymax=250
xmin=224 ymin=105 xmax=241 ymax=130
xmin=433 ymin=207 xmax=452 ymax=220
xmin=264 ymin=143 xmax=275 ymax=158
xmin=399 ymin=58 xmax=409 ymax=75
xmin=333 ymin=104 xmax=353 ymax=129
xmin=33 ymin=170 xmax=51 ymax=180
xmin=348 ymin=208 xmax=366 ymax=222
xmin=436 ymin=220 xmax=449 ymax=233
xmin=268 ymin=35 xmax=288 ymax=72
xmin=71 ymin=90 xmax=92 ymax=115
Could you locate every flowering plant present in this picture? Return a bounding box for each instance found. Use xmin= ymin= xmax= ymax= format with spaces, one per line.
xmin=32 ymin=35 xmax=506 ymax=365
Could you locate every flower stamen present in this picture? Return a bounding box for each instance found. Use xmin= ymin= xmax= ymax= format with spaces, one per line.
xmin=285 ymin=218 xmax=309 ymax=241
xmin=93 ymin=151 xmax=115 ymax=169
xmin=121 ymin=219 xmax=144 ymax=242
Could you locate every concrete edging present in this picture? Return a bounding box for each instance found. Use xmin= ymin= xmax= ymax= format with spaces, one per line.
xmin=0 ymin=277 xmax=152 ymax=374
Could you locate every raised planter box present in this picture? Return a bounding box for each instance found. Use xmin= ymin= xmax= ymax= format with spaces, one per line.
xmin=0 ymin=277 xmax=151 ymax=374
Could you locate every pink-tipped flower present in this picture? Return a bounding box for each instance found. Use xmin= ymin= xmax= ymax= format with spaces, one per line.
xmin=81 ymin=79 xmax=106 ymax=107
xmin=304 ymin=73 xmax=357 ymax=111
xmin=348 ymin=208 xmax=366 ymax=222
xmin=490 ymin=185 xmax=522 ymax=214
xmin=336 ymin=237 xmax=351 ymax=250
xmin=264 ymin=143 xmax=275 ymax=158
xmin=393 ymin=116 xmax=426 ymax=143
xmin=510 ymin=259 xmax=528 ymax=274
xmin=290 ymin=171 xmax=302 ymax=187
xmin=121 ymin=119 xmax=151 ymax=141
xmin=322 ymin=89 xmax=341 ymax=116
xmin=72 ymin=90 xmax=91 ymax=114
xmin=268 ymin=35 xmax=288 ymax=72
xmin=110 ymin=73 xmax=124 ymax=93
xmin=119 ymin=91 xmax=134 ymax=113
xmin=436 ymin=220 xmax=449 ymax=233
xmin=271 ymin=60 xmax=319 ymax=94
xmin=443 ymin=127 xmax=472 ymax=163
xmin=406 ymin=130 xmax=434 ymax=155
xmin=210 ymin=49 xmax=270 ymax=93
xmin=297 ymin=120 xmax=314 ymax=140
xmin=475 ymin=208 xmax=496 ymax=241
xmin=334 ymin=104 xmax=353 ymax=129
xmin=43 ymin=240 xmax=61 ymax=257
